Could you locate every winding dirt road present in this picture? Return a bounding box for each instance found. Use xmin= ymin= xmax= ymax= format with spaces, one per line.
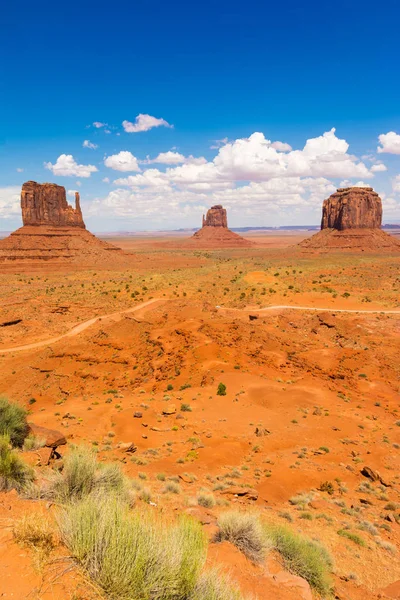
xmin=1 ymin=299 xmax=399 ymax=355
xmin=0 ymin=298 xmax=163 ymax=355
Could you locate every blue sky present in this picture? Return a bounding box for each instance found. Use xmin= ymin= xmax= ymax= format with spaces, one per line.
xmin=1 ymin=0 xmax=400 ymax=231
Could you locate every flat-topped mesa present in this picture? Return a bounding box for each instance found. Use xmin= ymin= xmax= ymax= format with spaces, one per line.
xmin=202 ymin=205 xmax=228 ymax=228
xmin=21 ymin=181 xmax=86 ymax=228
xmin=321 ymin=187 xmax=382 ymax=231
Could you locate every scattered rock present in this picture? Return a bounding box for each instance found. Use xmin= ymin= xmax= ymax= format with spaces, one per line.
xmin=221 ymin=487 xmax=258 ymax=500
xmin=162 ymin=404 xmax=176 ymax=415
xmin=361 ymin=466 xmax=391 ymax=487
xmin=249 ymin=314 xmax=258 ymax=321
xmin=118 ymin=442 xmax=137 ymax=453
xmin=27 ymin=423 xmax=66 ymax=448
xmin=133 ymin=412 xmax=143 ymax=418
xmin=255 ymin=427 xmax=271 ymax=437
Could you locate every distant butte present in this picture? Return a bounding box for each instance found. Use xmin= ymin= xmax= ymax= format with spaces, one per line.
xmin=21 ymin=181 xmax=86 ymax=228
xmin=299 ymin=187 xmax=400 ymax=252
xmin=189 ymin=205 xmax=254 ymax=248
xmin=0 ymin=181 xmax=128 ymax=265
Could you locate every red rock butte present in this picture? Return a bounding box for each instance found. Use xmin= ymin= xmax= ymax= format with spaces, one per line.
xmin=0 ymin=181 xmax=128 ymax=265
xmin=188 ymin=205 xmax=253 ymax=248
xmin=299 ymin=187 xmax=400 ymax=252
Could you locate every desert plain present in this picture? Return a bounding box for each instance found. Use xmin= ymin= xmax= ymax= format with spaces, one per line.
xmin=0 ymin=230 xmax=399 ymax=599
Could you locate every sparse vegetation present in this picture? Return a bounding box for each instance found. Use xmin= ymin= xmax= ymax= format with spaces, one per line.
xmin=215 ymin=510 xmax=269 ymax=563
xmin=0 ymin=434 xmax=33 ymax=491
xmin=0 ymin=397 xmax=29 ymax=447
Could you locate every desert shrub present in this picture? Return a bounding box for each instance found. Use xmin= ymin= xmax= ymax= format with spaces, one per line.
xmin=215 ymin=510 xmax=269 ymax=563
xmin=43 ymin=445 xmax=127 ymax=502
xmin=0 ymin=397 xmax=29 ymax=447
xmin=190 ymin=569 xmax=243 ymax=600
xmin=337 ymin=529 xmax=366 ymax=547
xmin=197 ymin=493 xmax=215 ymax=508
xmin=0 ymin=435 xmax=33 ymax=491
xmin=265 ymin=523 xmax=333 ymax=595
xmin=216 ymin=383 xmax=226 ymax=396
xmin=23 ymin=433 xmax=46 ymax=451
xmin=163 ymin=481 xmax=181 ymax=494
xmin=58 ymin=495 xmax=207 ymax=599
xmin=13 ymin=513 xmax=57 ymax=554
xmin=289 ymin=491 xmax=314 ymax=508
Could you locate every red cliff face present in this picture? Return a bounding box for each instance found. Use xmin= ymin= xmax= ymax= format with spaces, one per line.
xmin=321 ymin=187 xmax=382 ymax=231
xmin=21 ymin=181 xmax=85 ymax=228
xmin=202 ymin=205 xmax=228 ymax=228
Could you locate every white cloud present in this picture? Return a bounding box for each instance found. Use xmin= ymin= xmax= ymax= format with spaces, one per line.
xmin=146 ymin=151 xmax=185 ymax=165
xmin=392 ymin=175 xmax=400 ymax=193
xmin=83 ymin=140 xmax=98 ymax=149
xmin=0 ymin=186 xmax=21 ymax=218
xmin=271 ymin=141 xmax=292 ymax=152
xmin=44 ymin=154 xmax=98 ymax=178
xmin=377 ymin=131 xmax=400 ymax=154
xmin=102 ymin=177 xmax=110 ymax=183
xmin=93 ymin=121 xmax=107 ymax=128
xmin=339 ymin=180 xmax=371 ymax=188
xmin=143 ymin=151 xmax=207 ymax=166
xmin=16 ymin=168 xmax=24 ymax=173
xmin=104 ymin=151 xmax=141 ymax=172
xmin=210 ymin=137 xmax=229 ymax=149
xmin=67 ymin=189 xmax=78 ymax=197
xmin=122 ymin=114 xmax=173 ymax=133
xmin=76 ymin=181 xmax=82 ymax=187
xmin=371 ymin=163 xmax=387 ymax=173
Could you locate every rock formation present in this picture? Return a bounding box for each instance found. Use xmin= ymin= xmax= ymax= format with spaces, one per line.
xmin=188 ymin=205 xmax=253 ymax=248
xmin=299 ymin=187 xmax=400 ymax=252
xmin=202 ymin=205 xmax=228 ymax=228
xmin=0 ymin=181 xmax=129 ymax=265
xmin=21 ymin=181 xmax=85 ymax=228
xmin=321 ymin=187 xmax=382 ymax=230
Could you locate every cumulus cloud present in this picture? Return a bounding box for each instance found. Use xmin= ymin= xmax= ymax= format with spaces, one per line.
xmin=371 ymin=163 xmax=387 ymax=173
xmin=0 ymin=186 xmax=21 ymax=218
xmin=67 ymin=189 xmax=78 ymax=197
xmin=271 ymin=141 xmax=292 ymax=151
xmin=102 ymin=177 xmax=110 ymax=183
xmin=145 ymin=151 xmax=185 ymax=165
xmin=16 ymin=168 xmax=24 ymax=173
xmin=104 ymin=151 xmax=141 ymax=172
xmin=210 ymin=137 xmax=229 ymax=149
xmin=339 ymin=180 xmax=371 ymax=188
xmin=392 ymin=175 xmax=400 ymax=193
xmin=83 ymin=140 xmax=98 ymax=149
xmin=44 ymin=154 xmax=98 ymax=178
xmin=122 ymin=114 xmax=173 ymax=133
xmin=89 ymin=128 xmax=376 ymax=226
xmin=93 ymin=121 xmax=107 ymax=128
xmin=377 ymin=132 xmax=400 ymax=154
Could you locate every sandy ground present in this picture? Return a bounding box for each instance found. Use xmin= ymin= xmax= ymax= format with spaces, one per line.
xmin=0 ymin=233 xmax=399 ymax=599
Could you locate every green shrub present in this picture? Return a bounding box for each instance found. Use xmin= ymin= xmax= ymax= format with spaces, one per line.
xmin=215 ymin=510 xmax=269 ymax=563
xmin=337 ymin=529 xmax=366 ymax=547
xmin=265 ymin=523 xmax=333 ymax=595
xmin=58 ymin=495 xmax=207 ymax=599
xmin=0 ymin=397 xmax=29 ymax=447
xmin=0 ymin=435 xmax=33 ymax=491
xmin=23 ymin=434 xmax=46 ymax=451
xmin=216 ymin=383 xmax=227 ymax=396
xmin=44 ymin=445 xmax=127 ymax=502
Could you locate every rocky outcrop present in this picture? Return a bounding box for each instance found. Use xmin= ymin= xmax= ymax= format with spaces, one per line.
xmin=299 ymin=187 xmax=400 ymax=253
xmin=321 ymin=187 xmax=382 ymax=231
xmin=202 ymin=205 xmax=228 ymax=228
xmin=0 ymin=181 xmax=130 ymax=265
xmin=21 ymin=181 xmax=85 ymax=228
xmin=188 ymin=205 xmax=253 ymax=247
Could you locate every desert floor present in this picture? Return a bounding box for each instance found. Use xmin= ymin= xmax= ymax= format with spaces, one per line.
xmin=0 ymin=233 xmax=399 ymax=599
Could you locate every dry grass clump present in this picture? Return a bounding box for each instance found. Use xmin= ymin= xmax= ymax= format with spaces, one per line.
xmin=191 ymin=570 xmax=244 ymax=600
xmin=215 ymin=510 xmax=270 ymax=563
xmin=0 ymin=434 xmax=34 ymax=491
xmin=13 ymin=513 xmax=57 ymax=554
xmin=0 ymin=397 xmax=29 ymax=447
xmin=265 ymin=523 xmax=333 ymax=596
xmin=58 ymin=495 xmax=208 ymax=600
xmin=34 ymin=445 xmax=128 ymax=502
xmin=197 ymin=493 xmax=216 ymax=508
xmin=23 ymin=433 xmax=46 ymax=451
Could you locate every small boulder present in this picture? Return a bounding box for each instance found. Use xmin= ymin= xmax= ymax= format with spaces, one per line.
xmin=28 ymin=423 xmax=66 ymax=448
xmin=162 ymin=404 xmax=176 ymax=415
